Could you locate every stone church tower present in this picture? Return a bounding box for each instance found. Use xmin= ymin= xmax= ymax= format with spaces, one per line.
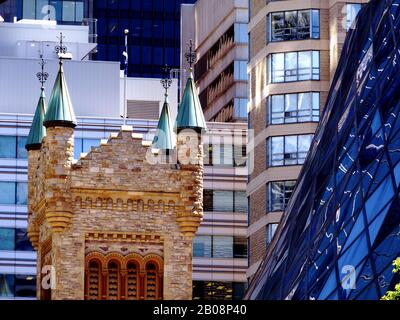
xmin=26 ymin=47 xmax=206 ymax=300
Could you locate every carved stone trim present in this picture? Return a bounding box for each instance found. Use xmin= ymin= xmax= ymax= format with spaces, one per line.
xmin=85 ymin=232 xmax=164 ymax=244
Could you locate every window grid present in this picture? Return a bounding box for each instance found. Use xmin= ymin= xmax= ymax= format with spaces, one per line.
xmin=268 ymin=134 xmax=314 ymax=167
xmin=268 ymin=92 xmax=320 ymax=124
xmin=269 ymin=9 xmax=320 ymax=42
xmin=269 ymin=51 xmax=320 ymax=83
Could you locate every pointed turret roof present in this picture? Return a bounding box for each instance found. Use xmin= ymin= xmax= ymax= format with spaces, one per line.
xmin=26 ymin=89 xmax=47 ymax=151
xmin=152 ymin=94 xmax=176 ymax=150
xmin=43 ymin=62 xmax=77 ymax=128
xmin=176 ymin=69 xmax=207 ymax=132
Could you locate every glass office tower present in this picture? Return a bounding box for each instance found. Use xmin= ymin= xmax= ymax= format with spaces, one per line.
xmin=246 ymin=0 xmax=400 ymax=300
xmin=0 ymin=0 xmax=90 ymax=24
xmin=93 ymin=0 xmax=196 ymax=77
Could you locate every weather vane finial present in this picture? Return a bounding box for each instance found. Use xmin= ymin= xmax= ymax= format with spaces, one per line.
xmin=185 ymin=39 xmax=196 ymax=69
xmin=36 ymin=54 xmax=48 ymax=91
xmin=161 ymin=64 xmax=172 ymax=96
xmin=55 ymin=32 xmax=67 ymax=64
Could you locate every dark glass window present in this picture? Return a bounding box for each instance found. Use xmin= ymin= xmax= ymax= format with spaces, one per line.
xmin=0 ymin=228 xmax=15 ymax=250
xmin=193 ymin=281 xmax=247 ymax=300
xmin=203 ymin=190 xmax=248 ymax=213
xmin=0 ymin=275 xmax=14 ymax=298
xmin=269 ymin=9 xmax=320 ymax=42
xmin=233 ymin=237 xmax=247 ymax=258
xmin=14 ymin=275 xmax=36 ymax=298
xmin=15 ymin=229 xmax=33 ymax=251
xmin=93 ymin=0 xmax=197 ymax=77
xmin=193 ymin=236 xmax=247 ymax=259
xmin=267 ymin=181 xmax=296 ymax=212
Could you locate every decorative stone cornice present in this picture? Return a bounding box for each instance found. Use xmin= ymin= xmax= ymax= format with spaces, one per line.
xmin=85 ymin=232 xmax=164 ymax=244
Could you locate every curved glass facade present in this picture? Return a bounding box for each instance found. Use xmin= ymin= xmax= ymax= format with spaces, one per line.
xmin=246 ymin=0 xmax=400 ymax=300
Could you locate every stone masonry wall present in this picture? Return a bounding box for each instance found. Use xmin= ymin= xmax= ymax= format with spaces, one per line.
xmin=29 ymin=126 xmax=204 ymax=300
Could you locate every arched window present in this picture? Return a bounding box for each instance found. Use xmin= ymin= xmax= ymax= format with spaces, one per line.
xmin=86 ymin=260 xmax=101 ymax=300
xmin=126 ymin=262 xmax=139 ymax=300
xmin=145 ymin=262 xmax=158 ymax=300
xmin=107 ymin=261 xmax=120 ymax=300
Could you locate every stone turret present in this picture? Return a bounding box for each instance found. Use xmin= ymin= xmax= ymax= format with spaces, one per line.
xmin=42 ymin=60 xmax=77 ymax=233
xmin=175 ymin=66 xmax=207 ymax=237
xmin=26 ymin=84 xmax=47 ymax=250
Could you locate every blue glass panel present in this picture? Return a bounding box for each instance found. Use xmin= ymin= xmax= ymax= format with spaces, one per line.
xmin=0 ymin=182 xmax=16 ymax=204
xmin=0 ymin=274 xmax=14 ymax=298
xmin=0 ymin=228 xmax=15 ymax=250
xmin=0 ymin=136 xmax=16 ymax=158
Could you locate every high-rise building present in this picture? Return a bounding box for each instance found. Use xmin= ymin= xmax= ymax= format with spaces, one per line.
xmin=180 ymin=0 xmax=248 ymax=123
xmin=247 ymin=0 xmax=368 ymax=281
xmin=245 ymin=0 xmax=400 ymax=300
xmin=178 ymin=0 xmax=249 ymax=299
xmin=93 ymin=0 xmax=196 ymax=78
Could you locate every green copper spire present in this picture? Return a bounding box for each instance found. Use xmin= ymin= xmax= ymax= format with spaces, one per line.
xmin=153 ymin=65 xmax=176 ymax=150
xmin=26 ymin=56 xmax=48 ymax=151
xmin=26 ymin=89 xmax=47 ymax=151
xmin=43 ymin=61 xmax=77 ymax=128
xmin=176 ymin=41 xmax=207 ymax=132
xmin=152 ymin=94 xmax=176 ymax=150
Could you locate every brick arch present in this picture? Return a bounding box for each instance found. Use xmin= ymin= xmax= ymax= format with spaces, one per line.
xmin=96 ymin=197 xmax=103 ymax=208
xmin=143 ymin=254 xmax=163 ymax=300
xmin=158 ymin=200 xmax=164 ymax=213
xmin=85 ymin=197 xmax=92 ymax=208
xmin=143 ymin=254 xmax=164 ymax=273
xmin=104 ymin=253 xmax=125 ymax=268
xmin=74 ymin=196 xmax=82 ymax=208
xmin=123 ymin=253 xmax=144 ymax=270
xmin=85 ymin=251 xmax=107 ymax=269
xmin=84 ymin=252 xmax=163 ymax=300
xmin=116 ymin=198 xmax=124 ymax=209
xmin=137 ymin=199 xmax=144 ymax=212
xmin=106 ymin=198 xmax=113 ymax=209
xmin=85 ymin=252 xmax=107 ymax=300
xmin=127 ymin=199 xmax=134 ymax=211
xmin=148 ymin=199 xmax=154 ymax=212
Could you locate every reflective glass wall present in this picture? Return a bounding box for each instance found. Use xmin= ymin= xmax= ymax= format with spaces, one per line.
xmin=93 ymin=0 xmax=196 ymax=78
xmin=246 ymin=0 xmax=400 ymax=300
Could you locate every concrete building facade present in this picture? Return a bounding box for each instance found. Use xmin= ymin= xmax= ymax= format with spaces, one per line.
xmin=247 ymin=0 xmax=368 ymax=281
xmin=181 ymin=0 xmax=249 ymax=123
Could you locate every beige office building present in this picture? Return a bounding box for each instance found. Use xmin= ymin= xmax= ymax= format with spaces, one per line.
xmin=181 ymin=0 xmax=249 ymax=123
xmin=247 ymin=0 xmax=368 ymax=281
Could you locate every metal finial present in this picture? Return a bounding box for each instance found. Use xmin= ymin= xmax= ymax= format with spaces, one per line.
xmin=160 ymin=64 xmax=172 ymax=95
xmin=36 ymin=54 xmax=48 ymax=90
xmin=184 ymin=39 xmax=196 ymax=68
xmin=55 ymin=32 xmax=67 ymax=62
